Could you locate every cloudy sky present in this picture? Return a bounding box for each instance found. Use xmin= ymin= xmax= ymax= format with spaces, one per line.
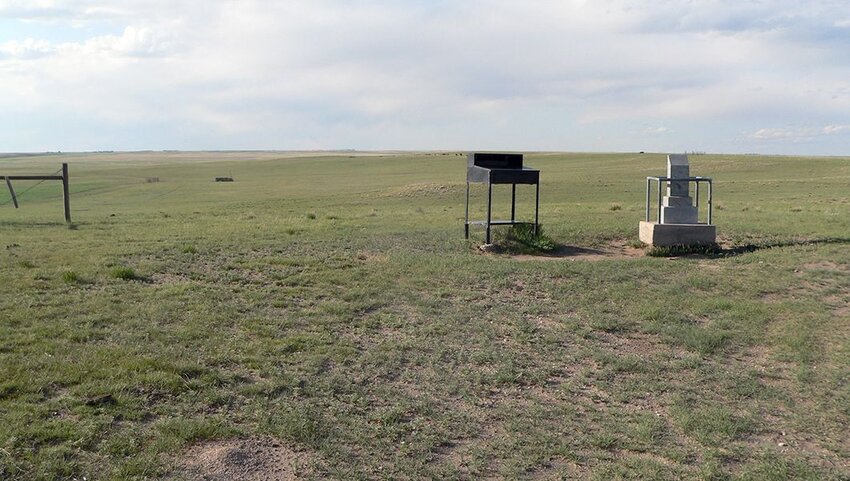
xmin=1 ymin=0 xmax=849 ymax=155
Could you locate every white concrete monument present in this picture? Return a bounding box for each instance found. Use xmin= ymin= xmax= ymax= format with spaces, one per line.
xmin=660 ymin=154 xmax=698 ymax=224
xmin=639 ymin=154 xmax=716 ymax=246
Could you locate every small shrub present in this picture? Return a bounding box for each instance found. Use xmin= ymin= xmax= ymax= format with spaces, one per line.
xmin=589 ymin=432 xmax=620 ymax=450
xmin=181 ymin=245 xmax=197 ymax=254
xmin=609 ymin=203 xmax=622 ymax=211
xmin=306 ymin=213 xmax=317 ymax=220
xmin=62 ymin=270 xmax=80 ymax=283
xmin=492 ymin=224 xmax=556 ymax=254
xmin=647 ymin=243 xmax=721 ymax=257
xmin=110 ymin=266 xmax=137 ymax=280
xmin=628 ymin=239 xmax=646 ymax=249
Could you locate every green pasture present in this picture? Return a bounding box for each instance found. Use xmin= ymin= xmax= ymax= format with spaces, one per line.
xmin=0 ymin=151 xmax=848 ymax=480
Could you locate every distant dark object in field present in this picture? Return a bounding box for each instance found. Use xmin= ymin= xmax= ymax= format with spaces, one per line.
xmin=146 ymin=177 xmax=160 ymax=183
xmin=215 ymin=177 xmax=234 ymax=182
xmin=639 ymin=151 xmax=645 ymax=154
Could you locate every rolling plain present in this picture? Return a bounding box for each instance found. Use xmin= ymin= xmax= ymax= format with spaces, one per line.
xmin=0 ymin=151 xmax=848 ymax=480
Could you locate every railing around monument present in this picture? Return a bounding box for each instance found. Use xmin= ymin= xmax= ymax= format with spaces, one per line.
xmin=645 ymin=176 xmax=713 ymax=225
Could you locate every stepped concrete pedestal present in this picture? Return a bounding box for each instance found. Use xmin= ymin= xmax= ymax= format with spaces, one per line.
xmin=640 ymin=154 xmax=717 ymax=247
xmin=639 ymin=221 xmax=716 ymax=247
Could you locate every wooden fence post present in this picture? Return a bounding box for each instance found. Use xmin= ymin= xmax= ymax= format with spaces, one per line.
xmin=62 ymin=163 xmax=71 ymax=223
xmin=5 ymin=178 xmax=18 ymax=208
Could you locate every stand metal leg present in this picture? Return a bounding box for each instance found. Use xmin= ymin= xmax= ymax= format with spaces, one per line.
xmin=486 ymin=182 xmax=492 ymax=244
xmin=464 ymin=181 xmax=470 ymax=239
xmin=534 ymin=182 xmax=539 ymax=236
xmin=511 ymin=184 xmax=516 ymax=222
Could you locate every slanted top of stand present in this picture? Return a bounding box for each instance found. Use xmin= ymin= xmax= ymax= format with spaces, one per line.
xmin=468 ymin=152 xmax=524 ymax=170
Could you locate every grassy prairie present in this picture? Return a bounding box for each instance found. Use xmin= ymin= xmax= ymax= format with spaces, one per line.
xmin=0 ymin=151 xmax=848 ymax=480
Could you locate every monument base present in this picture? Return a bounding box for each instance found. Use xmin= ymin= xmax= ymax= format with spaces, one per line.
xmin=639 ymin=221 xmax=716 ymax=247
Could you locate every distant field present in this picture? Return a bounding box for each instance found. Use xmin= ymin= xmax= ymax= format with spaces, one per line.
xmin=1 ymin=151 xmax=848 ymax=480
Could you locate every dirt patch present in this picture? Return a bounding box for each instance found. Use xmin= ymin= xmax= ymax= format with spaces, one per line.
xmin=799 ymin=261 xmax=849 ymax=273
xmin=178 ymin=437 xmax=317 ymax=481
xmin=510 ymin=239 xmax=646 ymax=262
xmin=381 ymin=182 xmax=463 ymax=198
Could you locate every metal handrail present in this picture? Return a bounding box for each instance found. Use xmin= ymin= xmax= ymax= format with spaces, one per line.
xmin=645 ymin=176 xmax=713 ymax=224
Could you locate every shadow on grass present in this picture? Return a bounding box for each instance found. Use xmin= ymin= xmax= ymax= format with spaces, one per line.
xmin=520 ymin=245 xmax=607 ymax=258
xmin=649 ymin=237 xmax=850 ymax=258
xmin=0 ymin=220 xmax=71 ymax=227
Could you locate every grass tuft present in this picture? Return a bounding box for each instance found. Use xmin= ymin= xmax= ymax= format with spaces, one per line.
xmin=61 ymin=270 xmax=79 ymax=284
xmin=491 ymin=224 xmax=556 ymax=254
xmin=647 ymin=243 xmax=721 ymax=257
xmin=110 ymin=266 xmax=137 ymax=280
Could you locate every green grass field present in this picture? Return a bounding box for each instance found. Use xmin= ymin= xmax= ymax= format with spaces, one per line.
xmin=1 ymin=151 xmax=848 ymax=480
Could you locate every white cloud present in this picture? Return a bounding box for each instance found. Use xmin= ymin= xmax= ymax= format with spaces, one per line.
xmin=1 ymin=0 xmax=850 ymax=153
xmin=748 ymin=125 xmax=850 ymax=142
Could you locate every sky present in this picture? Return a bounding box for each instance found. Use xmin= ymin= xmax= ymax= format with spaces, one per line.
xmin=1 ymin=0 xmax=850 ymax=155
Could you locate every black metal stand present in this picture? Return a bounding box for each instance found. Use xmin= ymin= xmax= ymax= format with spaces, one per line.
xmin=465 ymin=180 xmax=540 ymax=244
xmin=465 ymin=152 xmax=540 ymax=244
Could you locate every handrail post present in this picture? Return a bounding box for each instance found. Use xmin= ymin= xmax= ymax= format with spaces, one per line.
xmin=656 ymin=178 xmax=662 ymax=223
xmin=695 ymin=180 xmax=700 ymax=223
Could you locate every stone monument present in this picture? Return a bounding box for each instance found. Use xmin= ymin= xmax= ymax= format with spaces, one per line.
xmin=639 ymin=154 xmax=716 ymax=246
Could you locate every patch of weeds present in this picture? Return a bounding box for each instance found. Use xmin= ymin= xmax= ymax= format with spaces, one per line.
xmin=589 ymin=315 xmax=631 ymax=333
xmin=0 ymin=382 xmax=19 ymax=400
xmin=589 ymin=431 xmax=620 ymax=450
xmin=110 ymin=266 xmax=137 ymax=280
xmin=671 ymin=398 xmax=753 ymax=446
xmin=790 ymin=206 xmax=803 ymax=213
xmin=738 ymin=449 xmax=825 ymax=481
xmin=647 ymin=243 xmax=721 ymax=257
xmin=67 ymin=223 xmax=78 ymax=230
xmin=628 ymin=239 xmax=646 ymax=249
xmin=491 ymin=224 xmax=556 ymax=254
xmin=284 ymin=228 xmax=299 ymax=235
xmin=18 ymin=260 xmax=36 ymax=268
xmin=592 ymin=455 xmax=673 ymax=480
xmin=264 ymin=404 xmax=329 ymax=449
xmin=306 ymin=212 xmax=317 ymax=220
xmin=632 ymin=413 xmax=668 ymax=447
xmin=61 ymin=270 xmax=80 ymax=284
xmin=609 ymin=203 xmax=622 ymax=211
xmin=181 ymin=245 xmax=197 ymax=254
